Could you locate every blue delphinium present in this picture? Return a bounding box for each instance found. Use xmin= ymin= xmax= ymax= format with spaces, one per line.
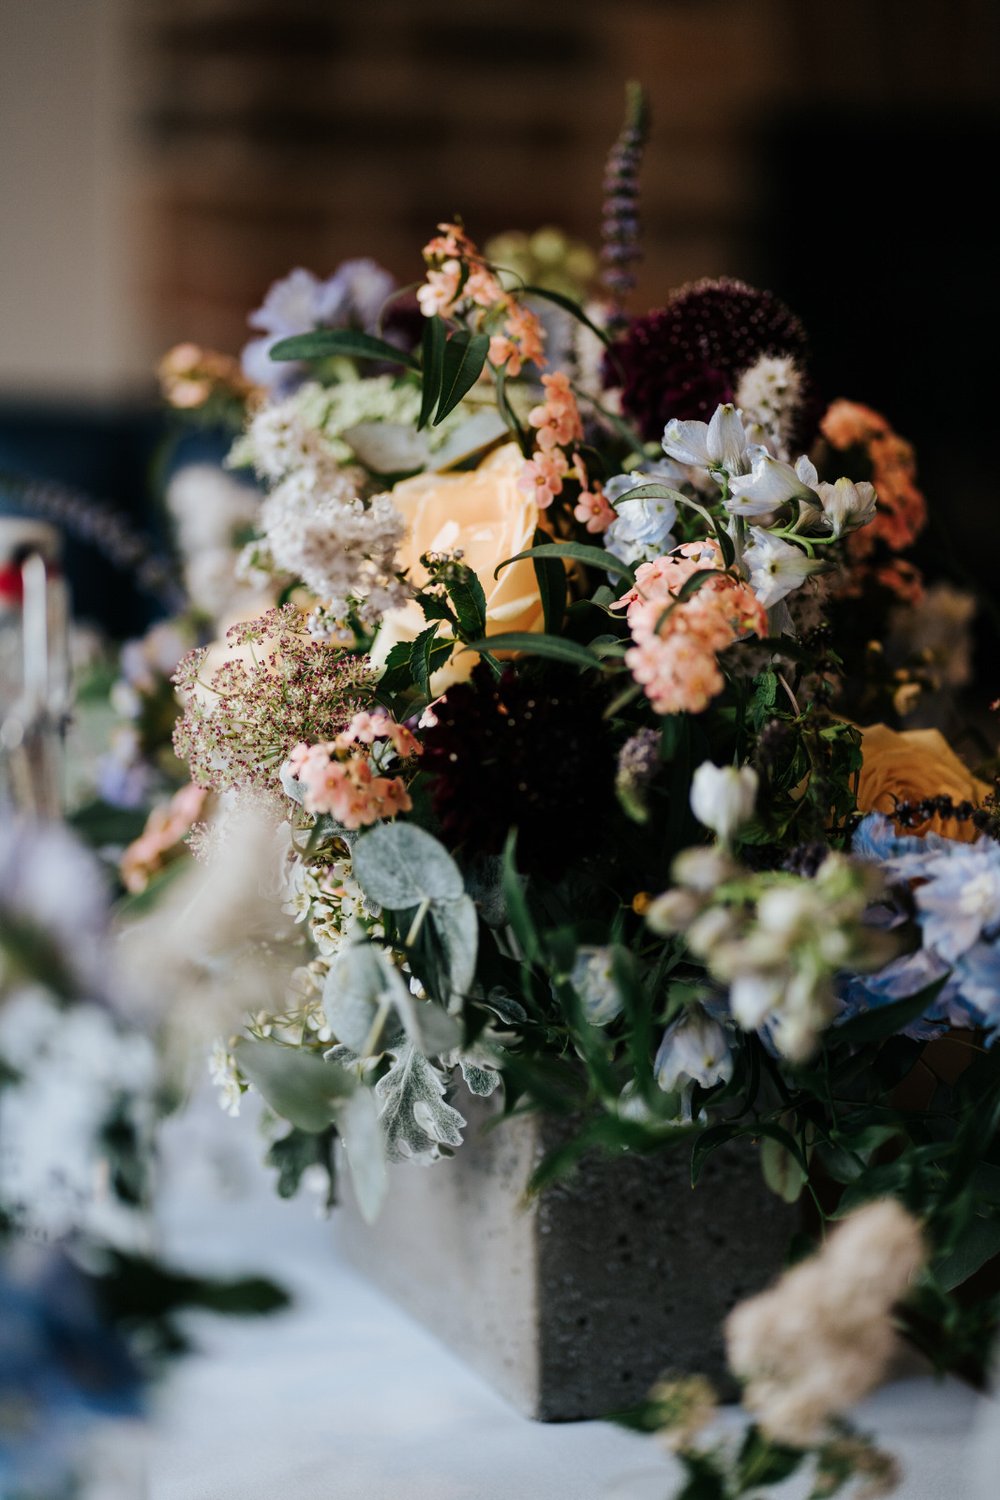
xmin=847 ymin=813 xmax=1000 ymax=1041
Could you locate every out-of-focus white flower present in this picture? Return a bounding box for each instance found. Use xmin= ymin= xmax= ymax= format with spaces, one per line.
xmin=726 ymin=1199 xmax=925 ymax=1446
xmin=662 ymin=403 xmax=754 ymax=476
xmin=569 ymin=946 xmax=624 ymax=1025
xmin=744 ymin=528 xmax=824 ymax=607
xmin=690 ymin=761 xmax=758 ymax=843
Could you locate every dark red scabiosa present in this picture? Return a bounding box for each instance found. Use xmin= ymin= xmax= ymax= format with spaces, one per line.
xmin=610 ymin=278 xmax=813 ymax=443
xmin=419 ymin=663 xmax=616 ymax=880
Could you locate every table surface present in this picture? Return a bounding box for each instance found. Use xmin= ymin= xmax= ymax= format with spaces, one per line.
xmin=144 ymin=1094 xmax=1000 ymax=1500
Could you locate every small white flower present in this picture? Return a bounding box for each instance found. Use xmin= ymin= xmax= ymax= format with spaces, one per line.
xmin=690 ymin=761 xmax=759 ymax=843
xmin=671 ymin=845 xmax=738 ymax=892
xmin=815 ymin=477 xmax=877 ymax=537
xmin=569 ymin=946 xmax=624 ymax=1026
xmin=727 ymin=453 xmax=820 ymax=518
xmin=662 ymin=403 xmax=753 ymax=477
xmin=654 ymin=1006 xmax=734 ymax=1094
xmin=729 ymin=972 xmax=785 ymax=1030
xmin=744 ymin=528 xmax=824 ymax=608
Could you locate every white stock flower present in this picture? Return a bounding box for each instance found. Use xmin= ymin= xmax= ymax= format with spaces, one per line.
xmin=689 ymin=761 xmax=759 ymax=843
xmin=744 ymin=528 xmax=824 ymax=607
xmin=726 ymin=452 xmax=820 ymax=518
xmin=816 ymin=476 xmax=877 ymax=537
xmin=661 ymin=403 xmax=753 ymax=477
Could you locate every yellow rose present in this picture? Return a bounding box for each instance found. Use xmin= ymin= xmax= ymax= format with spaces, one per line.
xmin=857 ymin=722 xmax=991 ymax=841
xmin=372 ymin=444 xmax=545 ymax=690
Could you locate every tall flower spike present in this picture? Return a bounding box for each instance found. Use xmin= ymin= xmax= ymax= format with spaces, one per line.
xmin=600 ymin=82 xmax=649 ymax=334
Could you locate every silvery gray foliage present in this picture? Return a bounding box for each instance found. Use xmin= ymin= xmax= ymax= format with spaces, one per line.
xmin=352 ymin=822 xmax=479 ymax=1008
xmin=464 ymin=855 xmax=508 ymax=928
xmin=279 ymin=762 xmax=307 ymax=805
xmin=459 ymin=1057 xmax=501 ymax=1097
xmin=337 ymin=1086 xmax=387 ymax=1223
xmin=374 ymin=1042 xmax=467 ymax=1163
xmin=324 ymin=941 xmax=461 ymax=1058
xmin=353 ymin=822 xmax=464 ymax=906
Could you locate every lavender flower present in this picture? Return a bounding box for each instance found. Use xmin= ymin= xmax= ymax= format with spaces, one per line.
xmin=242 ymin=259 xmax=397 ymax=392
xmin=599 ymin=82 xmax=649 ymax=330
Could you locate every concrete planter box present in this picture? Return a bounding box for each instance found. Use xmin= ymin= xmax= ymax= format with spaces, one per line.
xmin=334 ymin=1097 xmax=796 ymax=1421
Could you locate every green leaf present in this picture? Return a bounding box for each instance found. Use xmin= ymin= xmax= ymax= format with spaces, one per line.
xmin=501 ymin=828 xmax=539 ymax=964
xmin=496 ymin=540 xmax=636 ymax=587
xmin=323 ymin=941 xmax=405 ymax=1054
xmin=69 ymin=798 xmax=150 ymax=847
xmin=445 ymin=569 xmax=488 ymax=641
xmin=517 ymin=285 xmax=612 ymax=346
xmin=269 ymin=328 xmax=419 ymax=369
xmin=234 ymin=1037 xmax=355 ymax=1133
xmin=691 ymin=1120 xmax=746 ymax=1186
xmin=266 ymin=1127 xmax=334 ymax=1200
xmin=353 ymin=821 xmax=466 ymax=908
xmin=933 ymin=1214 xmax=1000 ymax=1291
xmin=409 ymin=623 xmax=447 ymax=697
xmin=460 ymin=632 xmax=607 ymax=670
xmin=418 ymin=315 xmax=447 ymax=429
xmin=434 ymin=330 xmax=490 ymax=424
xmin=374 ymin=1042 xmax=466 ymax=1163
xmin=531 ymin=528 xmax=568 ymax=635
xmin=376 ymin=640 xmax=417 ymax=694
xmin=834 ymin=977 xmax=949 ymax=1046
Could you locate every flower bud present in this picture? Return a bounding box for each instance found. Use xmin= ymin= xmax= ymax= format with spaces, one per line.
xmin=690 ymin=761 xmax=759 ymax=843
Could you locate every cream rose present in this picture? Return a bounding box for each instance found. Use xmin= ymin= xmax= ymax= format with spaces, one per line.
xmin=857 ymin=722 xmax=991 ymax=842
xmin=372 ymin=444 xmax=545 ymax=689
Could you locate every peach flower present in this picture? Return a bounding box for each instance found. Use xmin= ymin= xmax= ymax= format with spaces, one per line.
xmin=371 ymin=444 xmax=546 ymax=690
xmin=857 ymin=722 xmax=991 ymax=841
xmin=120 ymin=782 xmax=208 ymax=893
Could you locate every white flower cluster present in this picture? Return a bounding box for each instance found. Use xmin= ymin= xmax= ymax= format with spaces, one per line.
xmin=726 ymin=1199 xmax=924 ymax=1447
xmin=734 ymin=353 xmax=803 ymax=460
xmin=246 ymin=397 xmax=410 ymax=629
xmin=166 ymin=463 xmax=263 ymax=624
xmin=647 ymin=762 xmax=895 ymax=1060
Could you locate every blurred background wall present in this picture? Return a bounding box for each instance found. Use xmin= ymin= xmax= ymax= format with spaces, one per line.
xmin=0 ymin=0 xmax=998 ymax=629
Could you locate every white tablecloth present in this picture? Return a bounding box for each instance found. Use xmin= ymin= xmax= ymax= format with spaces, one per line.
xmin=145 ymin=1097 xmax=999 ymax=1500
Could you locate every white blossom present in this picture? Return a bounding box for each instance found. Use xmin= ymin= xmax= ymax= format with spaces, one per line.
xmin=816 ymin=476 xmax=878 ymax=537
xmin=654 ymin=1006 xmax=733 ymax=1093
xmin=661 ymin=403 xmax=754 ymax=477
xmin=744 ymin=528 xmax=824 ymax=607
xmin=690 ymin=761 xmax=758 ymax=843
xmin=727 ymin=452 xmax=820 ymax=518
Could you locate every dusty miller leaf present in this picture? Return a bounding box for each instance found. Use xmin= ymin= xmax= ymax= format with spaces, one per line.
xmin=374 ymin=1043 xmax=466 ymax=1163
xmin=460 ymin=1057 xmax=501 ymax=1097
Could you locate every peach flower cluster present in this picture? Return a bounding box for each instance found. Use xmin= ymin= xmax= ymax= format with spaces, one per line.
xmin=286 ymin=709 xmax=421 ymax=828
xmin=618 ymin=541 xmax=767 ymax=715
xmin=822 ymin=399 xmax=927 ymax=602
xmin=519 ymin=371 xmax=615 ymax=532
xmin=417 ymin=222 xmax=545 ymax=378
xmin=120 ymin=782 xmax=209 ymax=894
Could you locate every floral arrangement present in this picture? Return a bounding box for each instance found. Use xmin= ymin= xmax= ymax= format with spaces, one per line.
xmin=119 ymin=85 xmax=1000 ymax=1443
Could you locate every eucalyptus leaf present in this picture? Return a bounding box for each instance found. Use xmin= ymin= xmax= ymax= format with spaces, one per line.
xmin=353 ymin=822 xmax=465 ymax=908
xmin=374 ymin=1043 xmax=466 ymax=1163
xmin=342 ymin=422 xmax=429 ymax=473
xmin=431 ymin=409 xmax=508 ymax=470
xmin=339 ymin=1086 xmax=388 ymax=1224
xmin=394 ymin=981 xmax=463 ymax=1056
xmin=323 ymin=942 xmax=405 ymax=1054
xmin=430 ymin=893 xmax=479 ymax=999
xmin=234 ymin=1037 xmax=355 ymax=1134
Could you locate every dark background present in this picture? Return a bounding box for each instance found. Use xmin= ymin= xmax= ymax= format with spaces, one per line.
xmin=1 ymin=0 xmax=997 ymax=637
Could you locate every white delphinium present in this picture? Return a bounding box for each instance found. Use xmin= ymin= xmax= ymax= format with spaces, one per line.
xmin=726 ymin=1199 xmax=925 ymax=1447
xmin=689 ymin=761 xmax=759 ymax=844
xmin=744 ymin=527 xmax=825 ymax=608
xmin=727 ymin=451 xmax=822 ymax=519
xmin=734 ymin=354 xmax=804 ymax=460
xmin=662 ymin=402 xmax=755 ymax=479
xmin=816 ymin=476 xmax=878 ymax=537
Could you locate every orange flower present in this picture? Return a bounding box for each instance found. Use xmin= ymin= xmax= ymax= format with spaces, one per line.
xmin=856 ymin=723 xmax=991 ymax=841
